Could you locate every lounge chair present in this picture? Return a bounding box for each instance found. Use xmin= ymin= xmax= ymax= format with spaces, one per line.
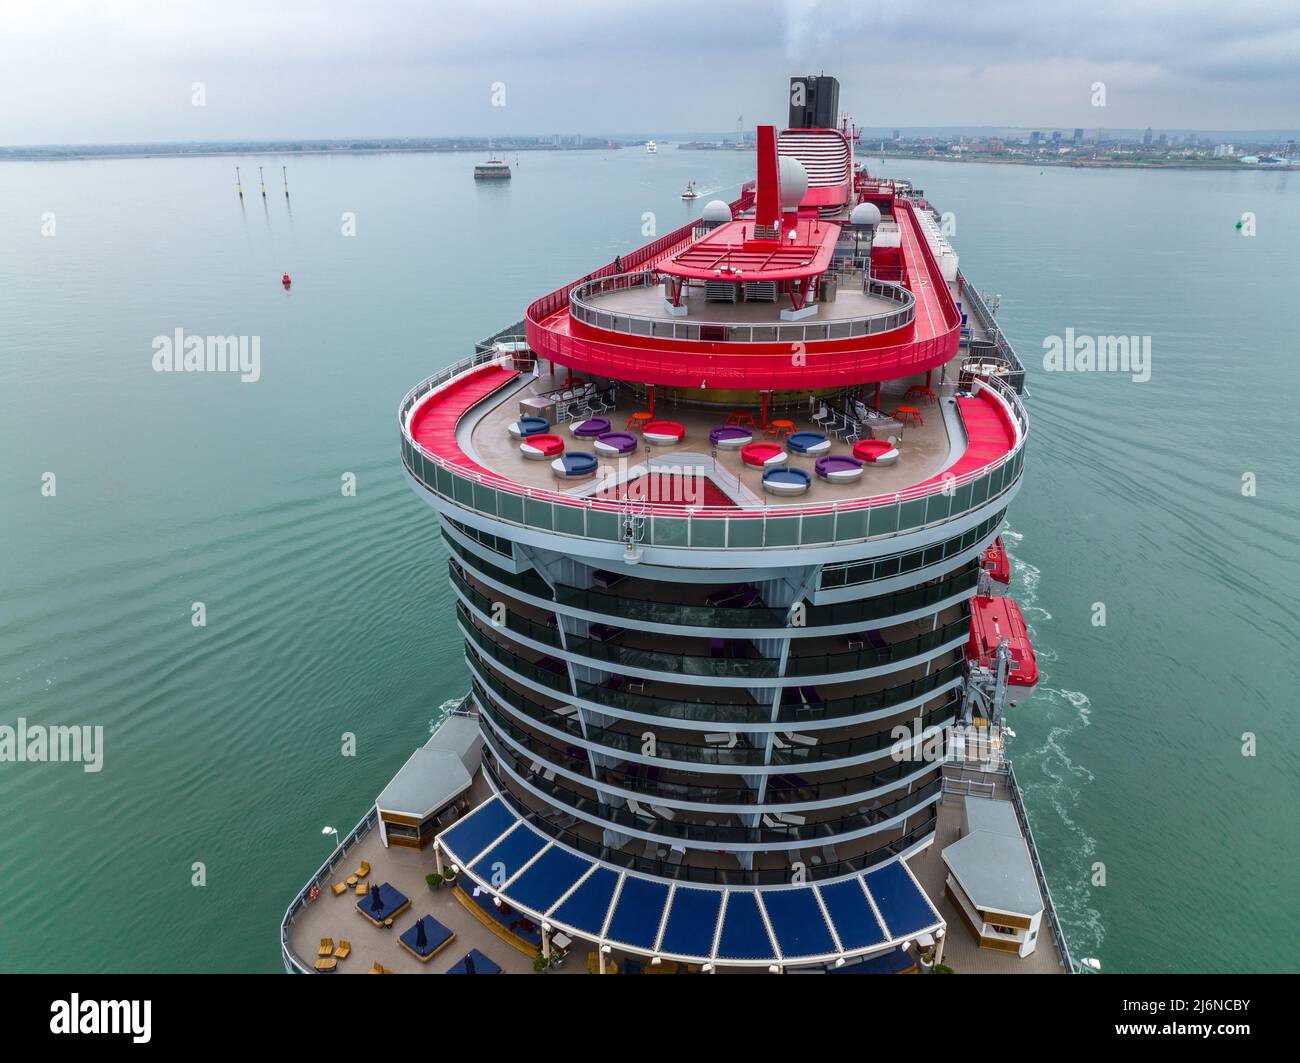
xmin=334 ymin=940 xmax=351 ymax=960
xmin=313 ymin=957 xmax=337 ymax=972
xmin=355 ymin=861 xmax=371 ymax=879
xmin=355 ymin=882 xmax=369 ymax=896
xmin=331 ymin=882 xmax=348 ymax=897
xmin=318 ymin=938 xmax=334 ymax=957
xmin=625 ymin=798 xmax=654 ymax=820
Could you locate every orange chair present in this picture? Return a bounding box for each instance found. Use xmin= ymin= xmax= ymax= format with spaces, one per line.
xmin=894 ymin=406 xmax=924 ymax=427
xmin=626 ymin=412 xmax=653 ymax=432
xmin=767 ymin=418 xmax=795 ymax=439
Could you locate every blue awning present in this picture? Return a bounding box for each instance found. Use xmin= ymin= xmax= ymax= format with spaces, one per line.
xmin=436 ymin=794 xmax=942 ymax=968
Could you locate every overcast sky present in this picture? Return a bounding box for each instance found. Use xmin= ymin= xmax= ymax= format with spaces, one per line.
xmin=1 ymin=0 xmax=1297 ymax=144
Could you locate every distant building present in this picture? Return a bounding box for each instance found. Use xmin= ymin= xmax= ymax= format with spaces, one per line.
xmin=892 ymin=129 xmax=900 ymax=140
xmin=987 ymin=138 xmax=1006 ymax=154
xmin=1051 ymin=131 xmax=1062 ymax=145
xmin=1142 ymin=127 xmax=1153 ymax=147
xmin=1030 ymin=131 xmax=1041 ymax=146
xmin=1073 ymin=127 xmax=1084 ymax=145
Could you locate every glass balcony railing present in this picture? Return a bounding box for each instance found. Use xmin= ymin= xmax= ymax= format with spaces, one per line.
xmin=480 ymin=753 xmax=938 ymax=886
xmin=785 ymin=615 xmax=970 ymax=678
xmin=481 ymin=706 xmax=946 ymax=830
xmin=484 ymin=721 xmax=943 ymax=847
xmin=454 ymin=574 xmax=781 ymax=680
xmin=470 ymin=655 xmax=961 ymax=771
xmin=448 ymin=529 xmax=980 ymax=633
xmin=461 ymin=606 xmax=966 ymax=732
xmin=819 ymin=510 xmax=1005 ymax=590
xmin=475 ymin=676 xmax=956 ymax=811
xmin=567 ymin=271 xmax=916 ymax=345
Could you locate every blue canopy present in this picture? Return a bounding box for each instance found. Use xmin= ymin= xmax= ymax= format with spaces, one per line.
xmin=437 ymin=794 xmax=941 ymax=967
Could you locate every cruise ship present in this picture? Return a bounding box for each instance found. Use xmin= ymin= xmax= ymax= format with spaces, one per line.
xmin=282 ymin=75 xmax=1075 ymax=976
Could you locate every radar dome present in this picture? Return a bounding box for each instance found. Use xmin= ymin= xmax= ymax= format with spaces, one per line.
xmin=701 ymin=199 xmax=731 ymax=223
xmin=777 ymin=156 xmax=808 ymax=210
xmin=850 ymin=202 xmax=882 ymax=226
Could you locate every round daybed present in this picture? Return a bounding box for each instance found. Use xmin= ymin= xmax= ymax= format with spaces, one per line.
xmin=762 ymin=467 xmax=811 ymax=496
xmin=741 ymin=442 xmax=787 ymax=468
xmin=786 ymin=431 xmax=832 ymax=456
xmin=643 ymin=420 xmax=685 ymax=446
xmin=815 ymin=455 xmax=865 ymax=483
xmin=593 ymin=432 xmax=637 ymax=456
xmin=853 ymin=439 xmax=900 ymax=466
xmin=709 ymin=425 xmax=753 ymax=449
xmin=552 ymin=452 xmax=598 ymax=479
xmin=520 ymin=434 xmax=565 ymax=460
xmin=569 ymin=417 xmax=611 ymax=438
xmin=508 ymin=416 xmax=550 ymax=439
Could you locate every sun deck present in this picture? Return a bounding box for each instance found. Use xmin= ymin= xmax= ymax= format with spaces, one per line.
xmin=283 ymin=760 xmax=1066 ymax=974
xmin=461 ymin=373 xmax=959 ymax=506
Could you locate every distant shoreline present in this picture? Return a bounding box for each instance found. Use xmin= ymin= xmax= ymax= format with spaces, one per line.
xmin=0 ymin=143 xmax=618 ymax=163
xmin=869 ymin=151 xmax=1286 ymax=173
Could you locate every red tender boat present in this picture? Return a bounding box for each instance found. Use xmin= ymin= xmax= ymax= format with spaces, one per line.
xmin=981 ymin=535 xmax=1011 ymax=588
xmin=967 ymin=595 xmax=1038 ymax=705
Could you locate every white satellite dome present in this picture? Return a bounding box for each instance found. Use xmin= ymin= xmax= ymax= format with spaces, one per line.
xmin=850 ymin=202 xmax=882 ymax=226
xmin=701 ymin=199 xmax=731 ymax=223
xmin=777 ymin=156 xmax=808 ymax=210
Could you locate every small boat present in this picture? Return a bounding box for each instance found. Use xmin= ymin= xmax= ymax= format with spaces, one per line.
xmin=474 ymin=139 xmax=511 ymax=180
xmin=646 ymin=140 xmax=658 ymax=154
xmin=982 ymin=536 xmax=1011 ymax=588
xmin=681 ymin=180 xmax=699 ymax=200
xmin=281 ymin=273 xmax=292 ymax=289
xmin=967 ymin=596 xmax=1038 ymax=705
xmin=474 ymin=157 xmax=511 ymax=180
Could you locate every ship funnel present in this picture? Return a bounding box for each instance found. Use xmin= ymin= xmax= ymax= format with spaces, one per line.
xmin=755 ymin=125 xmax=781 ymax=232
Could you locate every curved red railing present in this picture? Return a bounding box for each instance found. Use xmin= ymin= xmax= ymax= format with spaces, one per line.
xmin=525 ymin=197 xmax=959 ymax=389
